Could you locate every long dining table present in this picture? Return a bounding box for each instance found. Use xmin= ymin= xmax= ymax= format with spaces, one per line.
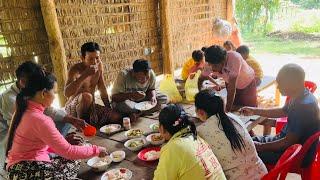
xmin=77 ymin=103 xmax=268 ymax=180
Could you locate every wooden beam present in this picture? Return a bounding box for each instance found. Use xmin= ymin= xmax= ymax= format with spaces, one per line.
xmin=226 ymin=0 xmax=235 ymax=22
xmin=40 ymin=0 xmax=67 ymax=106
xmin=160 ymin=0 xmax=174 ymax=75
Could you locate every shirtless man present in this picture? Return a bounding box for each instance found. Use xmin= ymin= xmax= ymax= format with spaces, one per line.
xmin=65 ymin=42 xmax=120 ymax=126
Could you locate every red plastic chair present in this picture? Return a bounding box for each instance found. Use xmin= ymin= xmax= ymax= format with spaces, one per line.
xmin=275 ymin=81 xmax=317 ymax=134
xmin=291 ymin=131 xmax=320 ymax=180
xmin=267 ymin=131 xmax=320 ymax=180
xmin=262 ymin=144 xmax=302 ymax=180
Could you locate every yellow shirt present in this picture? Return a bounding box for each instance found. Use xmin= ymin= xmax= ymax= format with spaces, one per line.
xmin=154 ymin=128 xmax=226 ymax=180
xmin=246 ymin=55 xmax=263 ymax=79
xmin=181 ymin=58 xmax=196 ymax=80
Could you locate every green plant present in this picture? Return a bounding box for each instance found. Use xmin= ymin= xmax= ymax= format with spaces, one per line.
xmin=236 ymin=0 xmax=280 ymax=34
xmin=291 ymin=20 xmax=320 ymax=33
xmin=291 ymin=0 xmax=320 ymax=9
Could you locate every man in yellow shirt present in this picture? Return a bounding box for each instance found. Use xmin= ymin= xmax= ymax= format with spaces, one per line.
xmin=181 ymin=50 xmax=205 ymax=80
xmin=236 ymin=45 xmax=263 ymax=86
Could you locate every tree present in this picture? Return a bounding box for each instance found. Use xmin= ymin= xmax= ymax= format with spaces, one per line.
xmin=291 ymin=0 xmax=320 ymax=9
xmin=236 ymin=0 xmax=280 ymax=34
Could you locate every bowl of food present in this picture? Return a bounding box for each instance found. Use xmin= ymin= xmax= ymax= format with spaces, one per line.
xmin=101 ymin=168 xmax=132 ymax=180
xmin=138 ymin=147 xmax=161 ymax=161
xmin=110 ymin=150 xmax=125 ymax=163
xmin=100 ymin=124 xmax=122 ymax=134
xmin=87 ymin=156 xmax=112 ymax=172
xmin=149 ymin=123 xmax=159 ymax=132
xmin=146 ymin=133 xmax=165 ymax=146
xmin=134 ymin=101 xmax=156 ymax=111
xmin=125 ymin=129 xmax=144 ymax=139
xmin=124 ymin=138 xmax=147 ymax=151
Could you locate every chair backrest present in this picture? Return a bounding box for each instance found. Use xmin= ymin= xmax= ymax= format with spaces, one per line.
xmin=285 ymin=81 xmax=317 ymax=103
xmin=292 ymin=131 xmax=320 ymax=169
xmin=262 ymin=144 xmax=302 ymax=180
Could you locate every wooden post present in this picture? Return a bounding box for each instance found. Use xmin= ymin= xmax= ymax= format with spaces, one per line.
xmin=226 ymin=0 xmax=235 ymax=22
xmin=40 ymin=0 xmax=67 ymax=106
xmin=160 ymin=0 xmax=174 ymax=75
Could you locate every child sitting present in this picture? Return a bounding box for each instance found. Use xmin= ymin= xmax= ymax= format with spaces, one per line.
xmin=181 ymin=50 xmax=205 ymax=81
xmin=236 ymin=45 xmax=263 ymax=86
xmin=223 ymin=40 xmax=236 ymax=51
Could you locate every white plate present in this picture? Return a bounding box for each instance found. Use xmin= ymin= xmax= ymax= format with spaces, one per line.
xmin=124 ymin=138 xmax=147 ymax=151
xmin=101 ymin=168 xmax=132 ymax=180
xmin=146 ymin=133 xmax=165 ymax=146
xmin=87 ymin=156 xmax=112 ymax=172
xmin=110 ymin=150 xmax=125 ymax=163
xmin=100 ymin=124 xmax=122 ymax=134
xmin=149 ymin=123 xmax=159 ymax=132
xmin=125 ymin=129 xmax=144 ymax=139
xmin=134 ymin=101 xmax=156 ymax=111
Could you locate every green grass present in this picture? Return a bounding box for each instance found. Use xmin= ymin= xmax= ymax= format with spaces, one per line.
xmin=243 ymin=34 xmax=320 ymax=57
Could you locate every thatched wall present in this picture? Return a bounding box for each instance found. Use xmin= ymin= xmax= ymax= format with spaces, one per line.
xmin=167 ymin=0 xmax=227 ymax=69
xmin=0 ymin=0 xmax=52 ymax=85
xmin=0 ymin=0 xmax=231 ymax=103
xmin=54 ymin=0 xmax=163 ymax=83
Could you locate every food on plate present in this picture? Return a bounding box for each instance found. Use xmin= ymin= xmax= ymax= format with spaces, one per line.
xmin=104 ymin=168 xmax=132 ymax=180
xmin=142 ymin=102 xmax=154 ymax=110
xmin=100 ymin=124 xmax=121 ymax=134
xmin=126 ymin=129 xmax=143 ymax=138
xmin=105 ymin=126 xmax=117 ymax=134
xmin=150 ymin=123 xmax=159 ymax=132
xmin=128 ymin=139 xmax=144 ymax=148
xmin=111 ymin=151 xmax=125 ymax=162
xmin=92 ymin=158 xmax=110 ymax=168
xmin=151 ymin=134 xmax=163 ymax=142
xmin=144 ymin=150 xmax=160 ymax=161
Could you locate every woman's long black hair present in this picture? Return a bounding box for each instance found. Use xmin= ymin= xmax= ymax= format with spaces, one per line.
xmin=5 ymin=70 xmax=56 ymax=164
xmin=159 ymin=104 xmax=197 ymax=140
xmin=195 ymin=90 xmax=245 ymax=151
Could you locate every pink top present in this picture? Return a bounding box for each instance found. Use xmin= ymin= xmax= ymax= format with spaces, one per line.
xmin=6 ymin=100 xmax=100 ymax=169
xmin=215 ymin=51 xmax=255 ymax=89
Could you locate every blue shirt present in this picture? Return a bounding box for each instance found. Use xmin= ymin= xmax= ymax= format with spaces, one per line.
xmin=281 ymin=89 xmax=320 ymax=167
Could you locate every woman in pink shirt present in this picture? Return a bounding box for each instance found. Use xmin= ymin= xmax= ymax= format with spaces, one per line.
xmin=203 ymin=45 xmax=257 ymax=111
xmin=5 ymin=70 xmax=107 ymax=179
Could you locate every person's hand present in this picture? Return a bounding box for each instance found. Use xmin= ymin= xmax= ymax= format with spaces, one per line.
xmin=65 ymin=132 xmax=84 ymax=145
xmin=64 ymin=115 xmax=86 ymax=131
xmin=150 ymin=96 xmax=157 ymax=105
xmin=240 ymin=107 xmax=256 ymax=116
xmin=130 ymin=91 xmax=146 ymax=101
xmin=213 ymin=85 xmax=222 ymax=91
xmin=83 ymin=64 xmax=98 ymax=77
xmin=254 ymin=141 xmax=263 ymax=151
xmin=189 ymin=73 xmax=196 ymax=79
xmin=98 ymin=146 xmax=108 ymax=157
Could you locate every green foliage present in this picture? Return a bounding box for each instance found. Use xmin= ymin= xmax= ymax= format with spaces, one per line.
xmin=291 ymin=20 xmax=320 ymax=33
xmin=236 ymin=0 xmax=280 ymax=34
xmin=243 ymin=34 xmax=320 ymax=57
xmin=290 ymin=0 xmax=320 ymax=9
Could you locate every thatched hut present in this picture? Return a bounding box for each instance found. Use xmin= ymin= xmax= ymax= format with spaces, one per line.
xmin=0 ymin=0 xmax=235 ymax=105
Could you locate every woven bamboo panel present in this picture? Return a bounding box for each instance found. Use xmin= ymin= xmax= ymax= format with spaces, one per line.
xmin=55 ymin=0 xmax=162 ymax=84
xmin=166 ymin=0 xmax=227 ymax=68
xmin=0 ymin=0 xmax=52 ymax=86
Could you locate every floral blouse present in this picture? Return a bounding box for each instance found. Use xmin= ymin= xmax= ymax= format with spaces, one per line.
xmin=197 ymin=114 xmax=267 ymax=180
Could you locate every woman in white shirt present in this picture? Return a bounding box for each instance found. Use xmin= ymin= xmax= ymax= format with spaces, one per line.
xmin=195 ymin=90 xmax=267 ymax=180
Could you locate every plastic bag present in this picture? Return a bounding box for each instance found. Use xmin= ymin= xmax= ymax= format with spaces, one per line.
xmin=185 ymin=70 xmax=201 ymax=102
xmin=212 ymin=18 xmax=232 ymax=39
xmin=159 ymin=74 xmax=183 ymax=103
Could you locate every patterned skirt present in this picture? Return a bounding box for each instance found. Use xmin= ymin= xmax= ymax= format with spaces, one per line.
xmin=7 ymin=157 xmax=80 ymax=180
